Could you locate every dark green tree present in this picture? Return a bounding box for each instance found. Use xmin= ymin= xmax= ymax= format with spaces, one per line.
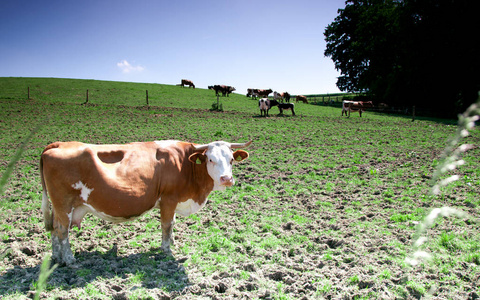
xmin=325 ymin=0 xmax=480 ymax=117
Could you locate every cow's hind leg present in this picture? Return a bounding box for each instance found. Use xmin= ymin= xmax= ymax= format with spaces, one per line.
xmin=51 ymin=207 xmax=75 ymax=266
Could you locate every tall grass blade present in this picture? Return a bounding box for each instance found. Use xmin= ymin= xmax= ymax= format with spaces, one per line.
xmin=33 ymin=255 xmax=57 ymax=300
xmin=407 ymin=94 xmax=480 ymax=266
xmin=0 ymin=124 xmax=42 ymax=196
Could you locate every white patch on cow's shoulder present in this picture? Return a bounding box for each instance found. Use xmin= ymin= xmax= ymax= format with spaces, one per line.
xmin=71 ymin=181 xmax=94 ymax=202
xmin=175 ymin=199 xmax=207 ymax=217
xmin=154 ymin=140 xmax=179 ymax=148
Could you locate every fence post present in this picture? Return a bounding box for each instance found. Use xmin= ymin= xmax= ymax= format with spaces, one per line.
xmin=146 ymin=90 xmax=149 ymax=106
xmin=28 ymin=87 xmax=30 ymax=100
xmin=412 ymin=106 xmax=415 ymax=122
xmin=85 ymin=89 xmax=89 ymax=104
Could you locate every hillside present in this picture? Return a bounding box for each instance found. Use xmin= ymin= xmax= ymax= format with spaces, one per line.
xmin=0 ymin=77 xmax=346 ymax=117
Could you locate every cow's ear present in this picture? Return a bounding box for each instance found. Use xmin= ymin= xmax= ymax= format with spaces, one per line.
xmin=233 ymin=150 xmax=249 ymax=162
xmin=189 ymin=152 xmax=206 ymax=164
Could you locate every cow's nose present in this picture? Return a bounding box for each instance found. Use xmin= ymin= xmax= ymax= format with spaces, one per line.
xmin=220 ymin=175 xmax=234 ymax=186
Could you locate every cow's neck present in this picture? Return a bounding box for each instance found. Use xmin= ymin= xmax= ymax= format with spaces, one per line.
xmin=183 ymin=146 xmax=215 ymax=201
xmin=191 ymin=163 xmax=215 ymax=199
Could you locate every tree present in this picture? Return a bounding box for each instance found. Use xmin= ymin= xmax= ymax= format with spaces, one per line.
xmin=325 ymin=0 xmax=480 ymax=117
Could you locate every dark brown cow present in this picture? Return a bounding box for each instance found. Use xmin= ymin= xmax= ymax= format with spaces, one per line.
xmin=341 ymin=100 xmax=374 ymax=117
xmin=269 ymin=99 xmax=295 ymax=116
xmin=296 ymin=95 xmax=308 ymax=103
xmin=41 ymin=140 xmax=251 ymax=265
xmin=256 ymin=89 xmax=272 ymax=98
xmin=181 ymin=79 xmax=195 ymax=88
xmin=210 ymin=85 xmax=235 ymax=97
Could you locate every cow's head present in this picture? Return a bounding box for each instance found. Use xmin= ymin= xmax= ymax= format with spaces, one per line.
xmin=189 ymin=141 xmax=251 ymax=191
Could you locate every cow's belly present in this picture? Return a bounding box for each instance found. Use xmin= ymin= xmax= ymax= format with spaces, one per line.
xmin=71 ymin=203 xmax=149 ymax=227
xmin=175 ymin=199 xmax=207 ymax=217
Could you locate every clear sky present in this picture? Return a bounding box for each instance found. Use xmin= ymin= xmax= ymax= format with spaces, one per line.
xmin=0 ymin=0 xmax=345 ymax=95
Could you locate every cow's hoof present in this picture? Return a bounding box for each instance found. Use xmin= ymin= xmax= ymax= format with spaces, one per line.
xmin=161 ymin=247 xmax=173 ymax=257
xmin=61 ymin=256 xmax=77 ymax=268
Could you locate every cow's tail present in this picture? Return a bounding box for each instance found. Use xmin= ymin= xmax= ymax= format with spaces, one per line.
xmin=40 ymin=156 xmax=54 ymax=231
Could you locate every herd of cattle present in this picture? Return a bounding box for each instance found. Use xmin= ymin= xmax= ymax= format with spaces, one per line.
xmin=181 ymin=79 xmax=374 ymax=117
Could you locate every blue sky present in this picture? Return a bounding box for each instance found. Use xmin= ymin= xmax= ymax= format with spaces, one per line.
xmin=0 ymin=0 xmax=345 ymax=95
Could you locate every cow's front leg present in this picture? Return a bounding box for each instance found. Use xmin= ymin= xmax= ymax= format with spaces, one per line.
xmin=159 ymin=201 xmax=176 ymax=255
xmin=51 ymin=209 xmax=75 ymax=266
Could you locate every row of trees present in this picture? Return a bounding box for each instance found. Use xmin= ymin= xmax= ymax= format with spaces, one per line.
xmin=324 ymin=0 xmax=480 ymax=117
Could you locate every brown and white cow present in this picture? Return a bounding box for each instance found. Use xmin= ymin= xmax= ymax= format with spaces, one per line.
xmin=273 ymin=92 xmax=291 ymax=103
xmin=341 ymin=100 xmax=374 ymax=117
xmin=273 ymin=91 xmax=283 ymax=102
xmin=296 ymin=95 xmax=308 ymax=104
xmin=181 ymin=79 xmax=195 ymax=88
xmin=40 ymin=140 xmax=251 ymax=265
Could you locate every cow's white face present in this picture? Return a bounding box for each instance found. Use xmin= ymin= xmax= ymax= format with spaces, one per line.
xmin=189 ymin=141 xmax=249 ymax=191
xmin=205 ymin=143 xmax=235 ymax=191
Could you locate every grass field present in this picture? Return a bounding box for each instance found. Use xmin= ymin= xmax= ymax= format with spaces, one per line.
xmin=0 ymin=78 xmax=479 ymax=299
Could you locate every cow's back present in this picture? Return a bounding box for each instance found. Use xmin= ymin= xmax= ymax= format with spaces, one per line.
xmin=41 ymin=142 xmax=163 ymax=218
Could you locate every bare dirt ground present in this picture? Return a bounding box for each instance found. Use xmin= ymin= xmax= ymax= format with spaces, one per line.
xmin=1 ymin=105 xmax=479 ymax=299
xmin=1 ymin=156 xmax=479 ymax=300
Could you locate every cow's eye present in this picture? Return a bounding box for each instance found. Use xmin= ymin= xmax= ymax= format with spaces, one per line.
xmin=230 ymin=159 xmax=233 ymax=164
xmin=209 ymin=159 xmax=214 ymax=164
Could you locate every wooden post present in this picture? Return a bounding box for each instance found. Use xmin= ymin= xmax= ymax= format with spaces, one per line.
xmin=217 ymin=94 xmax=220 ymax=109
xmin=27 ymin=87 xmax=30 ymax=100
xmin=146 ymin=90 xmax=149 ymax=106
xmin=85 ymin=89 xmax=89 ymax=104
xmin=412 ymin=106 xmax=415 ymax=122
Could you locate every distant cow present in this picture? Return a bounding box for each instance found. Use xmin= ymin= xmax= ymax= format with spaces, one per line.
xmin=296 ymin=95 xmax=308 ymax=103
xmin=210 ymin=85 xmax=235 ymax=97
xmin=341 ymin=100 xmax=374 ymax=117
xmin=256 ymin=89 xmax=273 ymax=98
xmin=226 ymin=86 xmax=236 ymax=96
xmin=269 ymin=99 xmax=295 ymax=116
xmin=181 ymin=79 xmax=195 ymax=89
xmin=273 ymin=91 xmax=283 ymax=102
xmin=247 ymin=88 xmax=259 ymax=98
xmin=40 ymin=140 xmax=251 ymax=265
xmin=274 ymin=91 xmax=291 ymax=103
xmin=258 ymin=98 xmax=270 ymax=117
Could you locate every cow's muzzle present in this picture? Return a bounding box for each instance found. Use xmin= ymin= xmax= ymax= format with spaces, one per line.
xmin=220 ymin=175 xmax=234 ymax=187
